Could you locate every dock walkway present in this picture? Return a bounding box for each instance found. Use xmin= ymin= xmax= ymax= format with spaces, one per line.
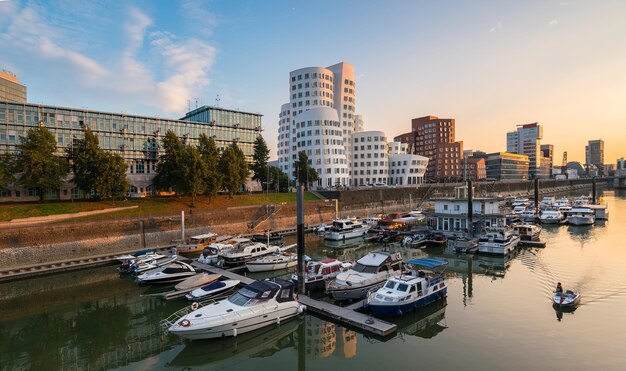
xmin=190 ymin=261 xmax=255 ymax=285
xmin=298 ymin=296 xmax=396 ymax=337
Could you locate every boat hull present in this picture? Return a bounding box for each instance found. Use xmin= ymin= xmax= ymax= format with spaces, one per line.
xmin=327 ymin=280 xmax=387 ymax=301
xmin=478 ymin=237 xmax=519 ymax=255
xmin=369 ymin=287 xmax=447 ymax=317
xmin=539 ymin=217 xmax=562 ymax=224
xmin=246 ymin=260 xmax=297 ymax=272
xmin=324 ymin=229 xmax=368 ymax=241
xmin=567 ymin=216 xmax=594 ymax=226
xmin=168 ymin=306 xmax=303 ymax=340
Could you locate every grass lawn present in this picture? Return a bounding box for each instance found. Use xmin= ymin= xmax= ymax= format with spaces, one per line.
xmin=0 ymin=192 xmax=322 ymax=222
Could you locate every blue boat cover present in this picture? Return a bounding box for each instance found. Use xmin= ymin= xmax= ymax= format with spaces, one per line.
xmin=406 ymin=258 xmax=448 ymax=268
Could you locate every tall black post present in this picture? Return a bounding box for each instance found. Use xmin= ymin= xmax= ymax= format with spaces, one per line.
xmin=297 ymin=184 xmax=306 ymax=295
xmin=467 ymin=179 xmax=473 ymax=236
xmin=592 ymin=177 xmax=597 ymax=204
xmin=534 ymin=178 xmax=540 ymax=212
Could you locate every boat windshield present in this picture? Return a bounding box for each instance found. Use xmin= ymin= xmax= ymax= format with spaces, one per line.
xmin=397 ymin=283 xmax=409 ymax=292
xmin=227 ymin=286 xmax=271 ymax=306
xmin=352 ymin=263 xmax=379 ymax=274
xmin=384 ymin=281 xmax=397 ymax=289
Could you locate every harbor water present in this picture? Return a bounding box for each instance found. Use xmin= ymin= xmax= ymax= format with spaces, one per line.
xmin=1 ymin=190 xmax=626 ymax=370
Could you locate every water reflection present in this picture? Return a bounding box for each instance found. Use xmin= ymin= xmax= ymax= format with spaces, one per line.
xmin=391 ymin=299 xmax=448 ymax=340
xmin=167 ymin=318 xmax=301 ymax=367
xmin=323 ymin=237 xmax=365 ymax=249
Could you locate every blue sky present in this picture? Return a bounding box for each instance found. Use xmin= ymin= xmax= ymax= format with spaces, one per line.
xmin=1 ymin=0 xmax=625 ymax=163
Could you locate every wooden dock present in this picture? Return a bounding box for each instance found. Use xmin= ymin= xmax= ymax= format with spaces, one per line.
xmin=518 ymin=240 xmax=546 ymax=248
xmin=298 ymin=296 xmax=397 ymax=337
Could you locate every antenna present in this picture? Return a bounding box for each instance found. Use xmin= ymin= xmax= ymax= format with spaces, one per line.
xmin=195 ymin=98 xmax=199 ymax=109
xmin=215 ymin=94 xmax=221 ymax=107
xmin=188 ymin=100 xmax=191 ymax=113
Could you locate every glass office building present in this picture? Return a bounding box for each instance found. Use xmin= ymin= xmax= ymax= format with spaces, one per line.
xmin=485 ymin=152 xmax=529 ymax=181
xmin=0 ymin=101 xmax=262 ymax=201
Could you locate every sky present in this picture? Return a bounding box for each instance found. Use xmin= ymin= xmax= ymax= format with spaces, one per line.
xmin=1 ymin=0 xmax=625 ymax=164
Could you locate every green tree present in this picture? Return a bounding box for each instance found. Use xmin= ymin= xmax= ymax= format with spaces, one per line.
xmin=66 ymin=127 xmax=102 ymax=198
xmin=198 ymin=134 xmax=221 ymax=203
xmin=154 ymin=130 xmax=185 ymax=194
xmin=181 ymin=145 xmax=208 ymax=207
xmin=15 ymin=126 xmax=68 ymax=201
xmin=293 ymin=151 xmax=319 ymax=190
xmin=269 ymin=166 xmax=290 ymax=192
xmin=232 ymin=142 xmax=250 ymax=190
xmin=0 ymin=153 xmax=16 ymax=190
xmin=218 ymin=145 xmax=239 ymax=198
xmin=94 ymin=152 xmax=129 ymax=200
xmin=250 ymin=135 xmax=270 ymax=187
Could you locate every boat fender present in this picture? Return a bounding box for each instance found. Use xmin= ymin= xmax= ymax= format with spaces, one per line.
xmin=180 ymin=319 xmax=191 ymax=327
xmin=233 ymin=328 xmax=238 ymax=337
xmin=190 ymin=302 xmax=199 ymax=311
xmin=277 ymin=317 xmax=281 ymax=325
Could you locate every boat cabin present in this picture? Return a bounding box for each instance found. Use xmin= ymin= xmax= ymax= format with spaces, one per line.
xmin=352 ymin=251 xmax=403 ymax=274
xmin=227 ymin=279 xmax=295 ymax=306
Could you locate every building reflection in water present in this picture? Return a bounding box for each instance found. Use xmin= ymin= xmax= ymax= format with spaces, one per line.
xmin=304 ymin=315 xmax=358 ymax=359
xmin=391 ymin=299 xmax=448 ymax=340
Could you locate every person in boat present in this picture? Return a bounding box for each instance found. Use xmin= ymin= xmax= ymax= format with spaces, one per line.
xmin=555 ymin=282 xmax=563 ymax=293
xmin=418 ymin=270 xmax=426 ymax=278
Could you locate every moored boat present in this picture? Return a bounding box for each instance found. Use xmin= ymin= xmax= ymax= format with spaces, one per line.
xmin=326 ymin=251 xmax=404 ymax=300
xmin=291 ymin=259 xmax=352 ymax=292
xmin=185 ymin=279 xmax=241 ymax=301
xmin=368 ymin=258 xmax=448 ymax=317
xmin=217 ymin=238 xmax=281 ymax=268
xmin=512 ymin=222 xmax=542 ymax=242
xmin=324 ymin=218 xmax=371 ymax=240
xmin=165 ymin=278 xmax=306 ymax=339
xmin=567 ymin=207 xmax=595 ymax=226
xmin=174 ymin=273 xmax=221 ymax=291
xmin=136 ymin=261 xmax=197 ymax=284
xmin=478 ymin=227 xmax=520 ymax=255
xmin=245 ymin=252 xmax=298 ymax=272
xmin=539 ymin=206 xmax=564 ymax=224
xmin=177 ymin=233 xmax=219 ymax=254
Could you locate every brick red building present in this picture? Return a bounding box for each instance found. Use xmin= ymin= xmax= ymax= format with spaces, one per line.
xmin=394 ymin=115 xmax=463 ymax=181
xmin=466 ymin=157 xmax=486 ymax=181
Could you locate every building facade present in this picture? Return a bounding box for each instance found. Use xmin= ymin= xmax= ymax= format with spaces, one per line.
xmin=540 ymin=144 xmax=554 ymax=170
xmin=352 ymin=131 xmax=388 ymax=186
xmin=394 ymin=115 xmax=463 ymax=181
xmin=388 ymin=153 xmax=428 ymax=186
xmin=485 ymin=152 xmax=529 ymax=181
xmin=465 ymin=157 xmax=486 ymax=181
xmin=0 ymin=70 xmax=27 ymax=104
xmin=0 ymin=101 xmax=262 ymax=201
xmin=585 ymin=139 xmax=604 ymax=170
xmin=506 ymin=122 xmax=548 ymax=178
xmin=277 ymin=62 xmax=359 ymax=188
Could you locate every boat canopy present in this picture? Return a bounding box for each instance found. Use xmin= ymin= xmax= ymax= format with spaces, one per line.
xmin=190 ymin=233 xmax=218 ymax=240
xmin=406 ymin=258 xmax=449 ymax=268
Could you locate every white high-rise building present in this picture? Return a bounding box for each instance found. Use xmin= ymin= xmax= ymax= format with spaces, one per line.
xmin=354 ymin=114 xmax=364 ymax=133
xmin=277 ymin=62 xmax=357 ymax=188
xmin=352 ymin=131 xmax=388 ymax=186
xmin=388 ymin=141 xmax=429 ymax=186
xmin=506 ymin=122 xmax=548 ymax=178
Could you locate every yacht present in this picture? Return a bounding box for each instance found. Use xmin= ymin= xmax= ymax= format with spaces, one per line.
xmin=196 ymin=236 xmax=241 ymax=265
xmin=130 ymin=254 xmax=179 ymax=274
xmin=518 ymin=209 xmax=538 ymax=222
xmin=478 ymin=227 xmax=520 ymax=255
xmin=185 ymin=279 xmax=241 ymax=301
xmin=136 ymin=261 xmax=197 ymax=284
xmin=324 ymin=219 xmax=371 ymax=240
xmin=218 ymin=239 xmax=281 ymax=268
xmin=512 ymin=222 xmax=542 ymax=242
xmin=291 ymin=259 xmax=353 ymax=292
xmin=165 ymin=278 xmax=306 ymax=340
xmin=540 ymin=196 xmax=556 ymax=207
xmin=555 ymin=197 xmax=571 ymax=209
xmin=539 ymin=206 xmax=564 ymax=224
xmin=567 ymin=207 xmax=595 ymax=226
xmin=368 ymin=258 xmax=448 ymax=317
xmin=118 ymin=252 xmax=165 ymax=273
xmin=326 ymin=251 xmax=404 ymax=300
xmin=245 ymin=252 xmax=298 ymax=272
xmin=177 ymin=233 xmax=219 ymax=254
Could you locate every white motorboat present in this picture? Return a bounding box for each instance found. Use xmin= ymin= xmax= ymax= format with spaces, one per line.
xmin=512 ymin=222 xmax=542 ymax=242
xmin=539 ymin=207 xmax=564 ymax=224
xmin=368 ymin=258 xmax=448 ymax=317
xmin=175 ymin=273 xmax=221 ymax=291
xmin=185 ymin=279 xmax=241 ymax=301
xmin=196 ymin=236 xmax=240 ymax=265
xmin=115 ymin=249 xmax=156 ymax=262
xmin=567 ymin=207 xmax=595 ymax=226
xmin=478 ymin=227 xmax=520 ymax=255
xmin=518 ymin=209 xmax=538 ymax=222
xmin=136 ymin=261 xmax=196 ymax=284
xmin=165 ymin=278 xmax=306 ymax=339
xmin=512 ymin=205 xmax=527 ymax=215
xmin=511 ymin=198 xmax=530 ymax=208
xmin=245 ymin=252 xmax=298 ymax=272
xmin=555 ymin=197 xmax=571 ymax=209
xmin=326 ymin=251 xmax=404 ymax=300
xmin=118 ymin=252 xmax=166 ymax=273
xmin=177 ymin=233 xmax=219 ymax=254
xmin=291 ymin=259 xmax=353 ymax=292
xmin=218 ymin=239 xmax=281 ymax=268
xmin=324 ymin=219 xmax=371 ymax=241
xmin=553 ymin=290 xmax=581 ymax=308
xmin=540 ymin=196 xmax=556 ymax=207
xmin=131 ymin=254 xmax=179 ymax=274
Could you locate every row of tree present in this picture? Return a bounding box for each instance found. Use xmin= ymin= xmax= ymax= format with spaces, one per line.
xmin=0 ymin=125 xmax=320 ymax=203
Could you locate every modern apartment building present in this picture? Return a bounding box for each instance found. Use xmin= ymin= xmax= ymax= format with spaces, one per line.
xmin=485 ymin=152 xmax=529 ymax=181
xmin=0 ymin=70 xmax=27 ymax=104
xmin=0 ymin=100 xmax=262 ymax=201
xmin=465 ymin=157 xmax=486 ymax=181
xmin=540 ymin=144 xmax=554 ymax=170
xmin=394 ymin=115 xmax=463 ymax=181
xmin=585 ymin=139 xmax=604 ymax=170
xmin=277 ymin=62 xmax=358 ymax=188
xmin=506 ymin=122 xmax=549 ymax=178
xmin=352 ymin=131 xmax=388 ymax=186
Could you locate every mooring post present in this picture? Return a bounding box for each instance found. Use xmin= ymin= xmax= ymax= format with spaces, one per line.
xmin=180 ymin=210 xmax=185 ymax=242
xmin=467 ymin=179 xmax=473 ymax=237
xmin=534 ymin=178 xmax=540 ymax=212
xmin=297 ymin=184 xmax=306 ymax=295
xmin=592 ymin=177 xmax=597 ymax=204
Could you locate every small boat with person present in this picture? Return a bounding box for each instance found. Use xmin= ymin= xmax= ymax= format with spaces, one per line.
xmin=553 ymin=282 xmax=581 ymax=308
xmin=164 ymin=278 xmax=306 ymax=339
xmin=368 ymin=258 xmax=448 ymax=317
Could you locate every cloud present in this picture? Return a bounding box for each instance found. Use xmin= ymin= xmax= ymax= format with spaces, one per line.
xmin=549 ymin=19 xmax=559 ymax=27
xmin=180 ymin=0 xmax=218 ymax=37
xmin=489 ymin=21 xmax=502 ymax=33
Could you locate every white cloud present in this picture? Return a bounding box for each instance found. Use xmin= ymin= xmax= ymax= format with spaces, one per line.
xmin=549 ymin=19 xmax=559 ymax=27
xmin=490 ymin=21 xmax=502 ymax=33
xmin=180 ymin=0 xmax=218 ymax=37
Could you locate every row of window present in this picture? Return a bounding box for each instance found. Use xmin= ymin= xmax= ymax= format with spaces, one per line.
xmin=291 ymin=72 xmax=334 ymax=82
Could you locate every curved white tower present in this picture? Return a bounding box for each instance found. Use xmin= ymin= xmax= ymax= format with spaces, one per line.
xmin=279 ymin=62 xmax=356 ymax=188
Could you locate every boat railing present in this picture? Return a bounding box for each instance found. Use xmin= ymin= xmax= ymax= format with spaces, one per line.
xmin=159 ymin=293 xmax=231 ymax=331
